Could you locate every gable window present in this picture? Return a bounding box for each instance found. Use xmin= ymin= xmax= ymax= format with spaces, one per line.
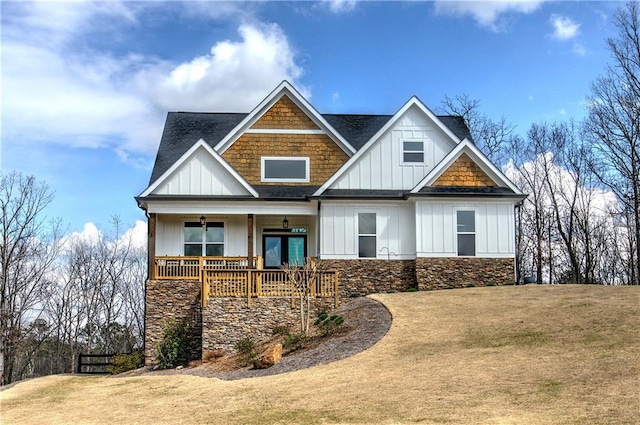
xmin=456 ymin=211 xmax=475 ymax=256
xmin=358 ymin=213 xmax=377 ymax=258
xmin=261 ymin=157 xmax=309 ymax=182
xmin=184 ymin=222 xmax=224 ymax=256
xmin=403 ymin=141 xmax=424 ymax=163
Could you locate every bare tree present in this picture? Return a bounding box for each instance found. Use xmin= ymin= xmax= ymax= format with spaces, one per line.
xmin=583 ymin=1 xmax=640 ymax=285
xmin=440 ymin=94 xmax=516 ymax=165
xmin=0 ymin=172 xmax=62 ymax=385
xmin=281 ymin=258 xmax=321 ymax=334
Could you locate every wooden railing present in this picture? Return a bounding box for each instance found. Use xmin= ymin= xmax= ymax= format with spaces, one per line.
xmin=202 ymin=269 xmax=340 ymax=308
xmin=154 ymin=256 xmax=263 ymax=280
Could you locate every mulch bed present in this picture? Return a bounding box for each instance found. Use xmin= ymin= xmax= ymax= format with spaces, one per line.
xmin=123 ymin=296 xmax=391 ymax=380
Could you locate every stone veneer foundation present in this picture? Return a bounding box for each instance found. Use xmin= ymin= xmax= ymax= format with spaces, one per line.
xmin=322 ymin=259 xmax=417 ymax=296
xmin=202 ymin=297 xmax=333 ymax=353
xmin=144 ymin=257 xmax=515 ymax=364
xmin=415 ymin=257 xmax=516 ymax=290
xmin=144 ymin=279 xmax=202 ymax=365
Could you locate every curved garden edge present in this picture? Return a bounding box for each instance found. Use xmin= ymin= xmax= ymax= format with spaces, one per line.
xmin=120 ymin=295 xmax=393 ymax=380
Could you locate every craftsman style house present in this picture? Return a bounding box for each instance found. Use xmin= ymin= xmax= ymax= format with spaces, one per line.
xmin=136 ymin=81 xmax=525 ymax=362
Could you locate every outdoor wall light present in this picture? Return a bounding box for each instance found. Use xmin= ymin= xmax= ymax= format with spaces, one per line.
xmin=282 ymin=216 xmax=289 ymax=229
xmin=200 ymin=215 xmax=206 ymax=227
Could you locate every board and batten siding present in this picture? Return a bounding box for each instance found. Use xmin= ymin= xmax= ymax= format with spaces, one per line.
xmin=415 ymin=200 xmax=515 ymax=257
xmin=330 ymin=105 xmax=457 ymax=191
xmin=154 ymin=146 xmax=250 ymax=196
xmin=155 ymin=215 xmax=249 ymax=257
xmin=320 ymin=202 xmax=415 ymax=259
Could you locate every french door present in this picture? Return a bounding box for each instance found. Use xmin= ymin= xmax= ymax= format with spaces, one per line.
xmin=263 ymin=234 xmax=307 ymax=268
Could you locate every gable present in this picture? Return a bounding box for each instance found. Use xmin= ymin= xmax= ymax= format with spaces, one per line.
xmin=149 ymin=143 xmax=255 ymax=197
xmin=325 ymin=103 xmax=459 ymax=191
xmin=251 ymin=96 xmax=320 ymax=130
xmin=221 ymin=132 xmax=349 ymax=186
xmin=410 ymin=139 xmax=523 ymax=195
xmin=433 ymin=153 xmax=497 ymax=187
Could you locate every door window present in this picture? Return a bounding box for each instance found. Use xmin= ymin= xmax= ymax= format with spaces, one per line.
xmin=263 ymin=234 xmax=307 ymax=268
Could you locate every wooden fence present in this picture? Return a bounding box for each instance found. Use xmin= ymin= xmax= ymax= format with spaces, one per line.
xmin=77 ymin=353 xmax=118 ymax=374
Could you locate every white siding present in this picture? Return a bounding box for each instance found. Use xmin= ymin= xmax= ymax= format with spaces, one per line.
xmin=415 ymin=200 xmax=516 ymax=258
xmin=156 ymin=215 xmax=249 ymax=256
xmin=154 ymin=147 xmax=251 ymax=196
xmin=331 ymin=105 xmax=457 ymax=190
xmin=320 ymin=202 xmax=415 ymax=259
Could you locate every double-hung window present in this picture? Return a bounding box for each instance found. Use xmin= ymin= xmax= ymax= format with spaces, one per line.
xmin=358 ymin=213 xmax=377 ymax=258
xmin=402 ymin=141 xmax=425 ymax=163
xmin=456 ymin=211 xmax=475 ymax=256
xmin=184 ymin=222 xmax=224 ymax=256
xmin=261 ymin=157 xmax=309 ymax=182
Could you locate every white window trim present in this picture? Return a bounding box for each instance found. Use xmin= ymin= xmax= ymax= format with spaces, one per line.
xmin=401 ymin=139 xmax=426 ymax=165
xmin=183 ymin=219 xmax=226 ymax=256
xmin=261 ymin=156 xmax=310 ymax=183
xmin=455 ymin=209 xmax=476 ymax=257
xmin=357 ymin=211 xmax=378 ymax=259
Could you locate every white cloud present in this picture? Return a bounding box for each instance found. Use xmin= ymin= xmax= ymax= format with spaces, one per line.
xmin=434 ymin=0 xmax=544 ymax=31
xmin=550 ymin=14 xmax=580 ymax=40
xmin=322 ymin=0 xmax=357 ymax=14
xmin=136 ymin=23 xmax=307 ymax=113
xmin=2 ymin=2 xmax=306 ymax=159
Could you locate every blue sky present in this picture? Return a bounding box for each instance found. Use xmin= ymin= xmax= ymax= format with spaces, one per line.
xmin=1 ymin=0 xmax=621 ymax=235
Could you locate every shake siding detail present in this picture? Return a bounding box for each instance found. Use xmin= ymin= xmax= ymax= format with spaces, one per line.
xmin=222 ymin=133 xmax=348 ymax=186
xmin=434 ymin=153 xmax=497 ymax=187
xmin=251 ymin=95 xmax=319 ymax=130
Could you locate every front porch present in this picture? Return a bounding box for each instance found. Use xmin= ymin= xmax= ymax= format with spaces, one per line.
xmin=152 ymin=256 xmax=340 ymax=307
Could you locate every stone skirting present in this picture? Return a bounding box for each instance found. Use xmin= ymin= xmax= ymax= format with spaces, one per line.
xmin=144 ymin=279 xmax=202 ymax=365
xmin=202 ymin=297 xmax=334 ymax=353
xmin=144 ymin=257 xmax=516 ymax=363
xmin=415 ymin=257 xmax=516 ymax=290
xmin=322 ymin=259 xmax=417 ymax=296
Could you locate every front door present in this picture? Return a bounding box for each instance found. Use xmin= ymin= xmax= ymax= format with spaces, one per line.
xmin=263 ymin=234 xmax=307 ymax=268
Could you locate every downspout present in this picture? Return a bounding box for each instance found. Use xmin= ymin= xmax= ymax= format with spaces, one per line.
xmin=317 ymin=200 xmax=321 ymax=260
xmin=515 ymin=200 xmax=524 ymax=285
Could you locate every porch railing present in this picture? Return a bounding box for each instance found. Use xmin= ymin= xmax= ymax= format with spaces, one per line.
xmin=154 ymin=256 xmax=263 ymax=280
xmin=153 ymin=256 xmax=339 ymax=307
xmin=202 ymin=269 xmax=340 ymax=307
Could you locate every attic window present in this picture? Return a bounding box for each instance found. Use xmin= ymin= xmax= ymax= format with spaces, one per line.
xmin=261 ymin=157 xmax=310 ymax=182
xmin=403 ymin=141 xmax=425 ymax=163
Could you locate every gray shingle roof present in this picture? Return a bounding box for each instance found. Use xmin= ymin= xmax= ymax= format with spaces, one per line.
xmin=148 ymin=112 xmax=473 ymax=193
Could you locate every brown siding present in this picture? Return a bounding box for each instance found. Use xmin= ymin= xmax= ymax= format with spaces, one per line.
xmin=433 ymin=153 xmax=496 ymax=187
xmin=251 ymin=95 xmax=319 ymax=130
xmin=222 ymin=133 xmax=348 ymax=186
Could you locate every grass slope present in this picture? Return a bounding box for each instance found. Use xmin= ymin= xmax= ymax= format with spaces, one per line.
xmin=2 ymin=285 xmax=639 ymax=424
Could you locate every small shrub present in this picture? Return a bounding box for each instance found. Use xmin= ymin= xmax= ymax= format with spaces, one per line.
xmin=406 ymin=287 xmax=418 ymax=292
xmin=109 ymin=351 xmax=144 ymax=374
xmin=465 ymin=282 xmax=475 ymax=288
xmin=283 ymin=331 xmax=308 ymax=352
xmin=316 ymin=313 xmax=345 ymax=337
xmin=348 ymin=293 xmax=361 ymax=298
xmin=234 ymin=338 xmax=257 ymax=366
xmin=486 ymin=281 xmax=496 ymax=287
xmin=156 ymin=320 xmax=191 ymax=369
xmin=314 ymin=312 xmax=328 ymax=325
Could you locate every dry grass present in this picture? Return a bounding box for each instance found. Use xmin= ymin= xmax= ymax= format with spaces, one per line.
xmin=2 ymin=285 xmax=639 ymax=424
